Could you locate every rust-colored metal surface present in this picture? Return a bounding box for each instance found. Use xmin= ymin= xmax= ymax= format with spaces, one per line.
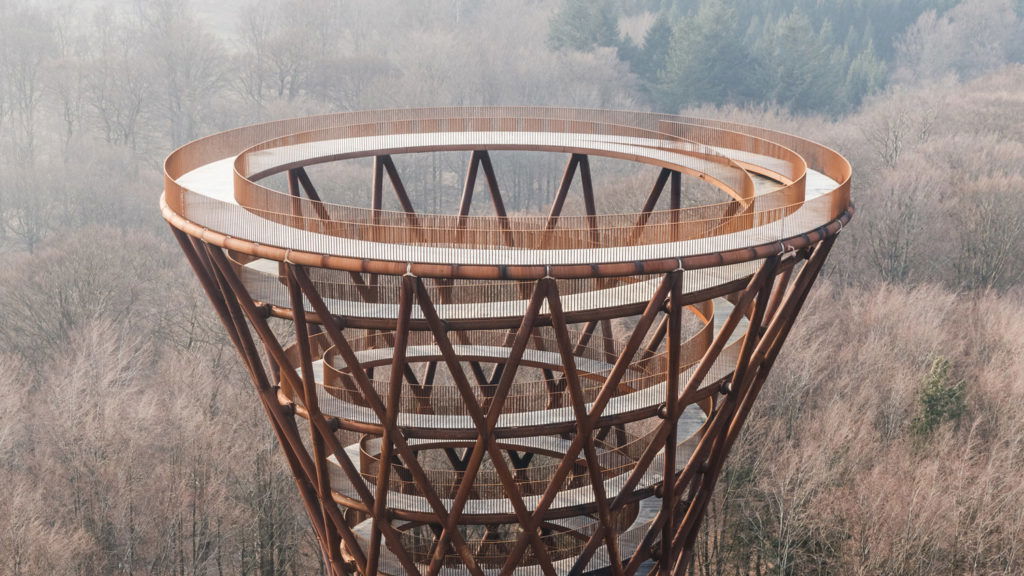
xmin=162 ymin=107 xmax=852 ymax=575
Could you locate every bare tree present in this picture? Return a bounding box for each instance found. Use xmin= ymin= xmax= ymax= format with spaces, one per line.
xmin=84 ymin=7 xmax=155 ymax=149
xmin=136 ymin=0 xmax=229 ymax=146
xmin=0 ymin=3 xmax=56 ymax=162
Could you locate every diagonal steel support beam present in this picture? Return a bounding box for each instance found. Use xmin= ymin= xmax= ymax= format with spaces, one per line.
xmin=416 ymin=279 xmax=558 ymax=576
xmin=500 ymin=273 xmax=675 ymax=575
xmin=290 ymin=265 xmax=486 ymax=576
xmin=206 ymin=249 xmax=422 ymax=575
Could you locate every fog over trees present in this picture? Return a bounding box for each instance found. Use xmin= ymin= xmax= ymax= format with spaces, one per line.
xmin=1 ymin=0 xmax=1023 ymax=574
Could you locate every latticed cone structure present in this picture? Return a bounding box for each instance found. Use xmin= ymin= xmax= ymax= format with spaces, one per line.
xmin=161 ymin=108 xmax=852 ymax=576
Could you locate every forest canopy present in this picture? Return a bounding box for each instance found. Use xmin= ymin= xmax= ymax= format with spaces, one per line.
xmin=1 ymin=1 xmax=1023 ymax=575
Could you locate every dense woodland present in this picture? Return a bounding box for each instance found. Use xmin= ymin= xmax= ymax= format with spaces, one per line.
xmin=1 ymin=0 xmax=1023 ymax=574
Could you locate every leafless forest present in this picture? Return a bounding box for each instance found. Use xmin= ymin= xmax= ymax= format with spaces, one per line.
xmin=1 ymin=0 xmax=1023 ymax=574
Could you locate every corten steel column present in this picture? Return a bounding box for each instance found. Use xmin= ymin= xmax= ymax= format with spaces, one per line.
xmin=162 ymin=108 xmax=853 ymax=575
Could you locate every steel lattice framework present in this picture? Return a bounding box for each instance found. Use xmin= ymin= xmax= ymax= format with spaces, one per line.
xmin=161 ymin=107 xmax=853 ymax=576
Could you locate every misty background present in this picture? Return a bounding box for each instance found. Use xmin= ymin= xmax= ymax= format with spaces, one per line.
xmin=1 ymin=0 xmax=1023 ymax=574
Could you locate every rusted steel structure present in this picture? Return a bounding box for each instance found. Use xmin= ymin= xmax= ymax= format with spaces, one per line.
xmin=162 ymin=107 xmax=852 ymax=575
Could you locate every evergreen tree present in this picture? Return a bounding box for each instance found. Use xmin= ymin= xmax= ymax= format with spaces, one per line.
xmin=912 ymin=356 xmax=967 ymax=439
xmin=656 ymin=0 xmax=761 ymax=111
xmin=844 ymin=36 xmax=887 ymax=110
xmin=636 ymin=15 xmax=672 ymax=84
xmin=754 ymin=8 xmax=846 ymax=113
xmin=547 ymin=0 xmax=621 ymax=52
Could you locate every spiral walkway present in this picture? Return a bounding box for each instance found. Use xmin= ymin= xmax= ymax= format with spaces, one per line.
xmin=163 ymin=107 xmax=852 ymax=576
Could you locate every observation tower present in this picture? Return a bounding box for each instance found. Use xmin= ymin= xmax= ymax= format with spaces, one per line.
xmin=161 ymin=107 xmax=852 ymax=575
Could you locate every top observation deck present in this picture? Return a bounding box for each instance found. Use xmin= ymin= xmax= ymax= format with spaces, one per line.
xmin=162 ymin=107 xmax=851 ymax=280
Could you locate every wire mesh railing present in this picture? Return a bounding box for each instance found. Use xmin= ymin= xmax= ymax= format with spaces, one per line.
xmin=163 ymin=107 xmax=850 ymax=276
